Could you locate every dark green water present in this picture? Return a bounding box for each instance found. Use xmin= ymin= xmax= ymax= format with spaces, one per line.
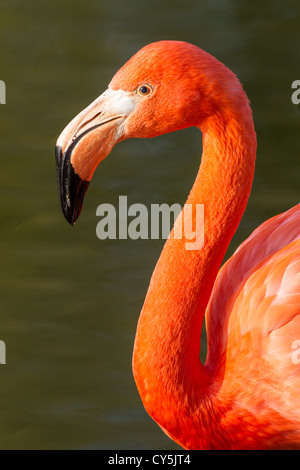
xmin=0 ymin=0 xmax=299 ymax=450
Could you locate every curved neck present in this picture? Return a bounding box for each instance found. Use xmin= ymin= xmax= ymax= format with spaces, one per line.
xmin=133 ymin=101 xmax=256 ymax=444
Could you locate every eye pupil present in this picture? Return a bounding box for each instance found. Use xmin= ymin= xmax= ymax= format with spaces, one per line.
xmin=138 ymin=85 xmax=151 ymax=96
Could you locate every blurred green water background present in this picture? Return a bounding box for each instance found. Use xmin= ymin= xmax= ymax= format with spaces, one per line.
xmin=0 ymin=0 xmax=299 ymax=450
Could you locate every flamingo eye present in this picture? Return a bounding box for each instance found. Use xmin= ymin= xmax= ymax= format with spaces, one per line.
xmin=137 ymin=85 xmax=152 ymax=96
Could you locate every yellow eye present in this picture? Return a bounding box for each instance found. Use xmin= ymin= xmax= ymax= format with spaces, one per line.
xmin=137 ymin=85 xmax=152 ymax=96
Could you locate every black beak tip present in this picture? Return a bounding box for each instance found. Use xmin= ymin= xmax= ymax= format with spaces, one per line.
xmin=55 ymin=144 xmax=62 ymax=166
xmin=64 ymin=209 xmax=77 ymax=226
xmin=55 ymin=144 xmax=90 ymax=226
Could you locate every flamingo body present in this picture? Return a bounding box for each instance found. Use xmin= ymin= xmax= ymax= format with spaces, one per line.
xmin=56 ymin=41 xmax=300 ymax=449
xmin=204 ymin=205 xmax=300 ymax=449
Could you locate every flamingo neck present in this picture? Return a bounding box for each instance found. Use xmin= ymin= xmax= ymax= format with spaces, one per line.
xmin=133 ymin=100 xmax=256 ymax=445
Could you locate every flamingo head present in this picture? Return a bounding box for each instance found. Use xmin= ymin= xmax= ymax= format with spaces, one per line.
xmin=56 ymin=40 xmax=241 ymax=225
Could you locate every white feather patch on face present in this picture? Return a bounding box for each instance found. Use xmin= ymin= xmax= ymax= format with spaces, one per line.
xmin=100 ymin=87 xmax=136 ymax=116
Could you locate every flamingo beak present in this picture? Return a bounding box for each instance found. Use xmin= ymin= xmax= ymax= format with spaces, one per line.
xmin=55 ymin=89 xmax=134 ymax=225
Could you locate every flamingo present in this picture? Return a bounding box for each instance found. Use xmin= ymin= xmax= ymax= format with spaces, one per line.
xmin=55 ymin=41 xmax=300 ymax=450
